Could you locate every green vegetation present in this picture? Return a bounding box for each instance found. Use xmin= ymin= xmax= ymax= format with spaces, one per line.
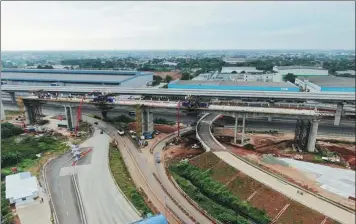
xmin=165 ymin=75 xmax=173 ymax=83
xmin=104 ymin=115 xmax=135 ymax=123
xmin=1 ymin=123 xmax=23 ymax=138
xmin=152 ymin=75 xmax=163 ymax=86
xmin=283 ymin=73 xmax=297 ymax=83
xmin=169 ymin=162 xmax=271 ymax=224
xmin=1 ymin=183 xmax=13 ymax=224
xmin=243 ymin=143 xmax=256 ymax=151
xmin=153 ymin=118 xmax=175 ymax=125
xmin=4 ymin=110 xmax=22 ymax=116
xmin=180 ymin=71 xmax=191 ymax=80
xmin=2 ymin=135 xmax=68 ymax=169
xmin=109 ymin=144 xmax=151 ymax=216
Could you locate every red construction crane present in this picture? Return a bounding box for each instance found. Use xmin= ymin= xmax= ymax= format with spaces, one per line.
xmin=75 ymin=90 xmax=98 ymax=134
xmin=177 ymin=100 xmax=180 ymax=137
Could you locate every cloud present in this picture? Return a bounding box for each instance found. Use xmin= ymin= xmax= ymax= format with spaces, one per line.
xmin=1 ymin=1 xmax=355 ymax=50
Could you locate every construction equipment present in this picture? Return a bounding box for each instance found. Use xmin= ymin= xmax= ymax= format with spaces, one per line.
xmin=75 ymin=90 xmax=98 ymax=135
xmin=181 ymin=95 xmax=209 ymax=110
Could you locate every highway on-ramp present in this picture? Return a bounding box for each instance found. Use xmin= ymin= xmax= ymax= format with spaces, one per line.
xmin=82 ymin=115 xmax=211 ymax=224
xmin=45 ymin=150 xmax=84 ymax=224
xmin=197 ymin=114 xmax=356 ymax=224
xmin=75 ymin=129 xmax=140 ymax=224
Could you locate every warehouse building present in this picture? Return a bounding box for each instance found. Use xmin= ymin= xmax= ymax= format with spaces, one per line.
xmin=194 ymin=67 xmax=282 ymax=82
xmin=6 ymin=172 xmax=39 ymax=206
xmin=335 ymin=70 xmax=355 ymax=76
xmin=295 ymin=76 xmax=355 ymax=92
xmin=1 ymin=69 xmax=153 ymax=88
xmin=274 ymin=66 xmax=328 ymax=76
xmin=168 ymin=80 xmax=299 ymax=92
xmin=220 ymin=66 xmax=264 ymax=74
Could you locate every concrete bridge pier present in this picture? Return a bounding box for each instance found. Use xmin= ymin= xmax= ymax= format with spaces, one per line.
xmin=267 ymin=102 xmax=274 ymax=122
xmin=233 ymin=113 xmax=246 ymax=145
xmin=0 ymin=100 xmax=5 ymax=120
xmin=334 ymin=102 xmax=343 ymax=126
xmin=141 ymin=107 xmax=154 ymax=133
xmin=9 ymin=92 xmax=16 ymax=103
xmin=307 ymin=119 xmax=319 ymax=152
xmin=24 ymin=102 xmax=42 ymax=125
xmin=64 ymin=105 xmax=75 ymax=130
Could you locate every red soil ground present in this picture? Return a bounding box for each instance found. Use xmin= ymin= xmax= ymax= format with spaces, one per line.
xmin=154 ymin=71 xmax=182 ymax=80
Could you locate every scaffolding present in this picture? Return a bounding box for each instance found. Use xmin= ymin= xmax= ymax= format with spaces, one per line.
xmin=294 ymin=119 xmax=311 ymax=151
xmin=135 ymin=104 xmax=143 ymax=136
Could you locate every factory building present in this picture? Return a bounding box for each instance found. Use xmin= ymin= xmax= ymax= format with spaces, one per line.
xmin=274 ymin=66 xmax=328 ymax=76
xmin=335 ymin=70 xmax=355 ymax=76
xmin=168 ymin=80 xmax=299 ymax=92
xmin=1 ymin=69 xmax=153 ymax=88
xmin=193 ymin=67 xmax=282 ymax=82
xmin=295 ymin=76 xmax=355 ymax=92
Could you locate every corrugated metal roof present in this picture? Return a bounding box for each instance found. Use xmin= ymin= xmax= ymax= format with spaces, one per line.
xmin=221 ymin=66 xmax=262 ymax=73
xmin=303 ymin=76 xmax=355 ymax=87
xmin=1 ymin=72 xmax=133 ymax=84
xmin=5 ymin=172 xmax=38 ymax=200
xmin=131 ymin=214 xmax=168 ymax=224
xmin=173 ymin=80 xmax=296 ymax=88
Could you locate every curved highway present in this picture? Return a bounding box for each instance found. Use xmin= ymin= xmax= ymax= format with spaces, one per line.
xmin=82 ymin=115 xmax=207 ymax=224
xmin=45 ymin=152 xmax=82 ymax=224
xmin=197 ymin=113 xmax=356 ymax=224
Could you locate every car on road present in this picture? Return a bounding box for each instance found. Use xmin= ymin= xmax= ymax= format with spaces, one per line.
xmin=100 ymin=130 xmax=104 ymax=134
xmin=94 ymin=121 xmax=98 ymax=125
xmin=129 ymin=130 xmax=136 ymax=135
xmin=154 ymin=152 xmax=161 ymax=163
xmin=152 ymin=130 xmax=160 ymax=135
xmin=191 ymin=144 xmax=200 ymax=149
xmin=117 ymin=129 xmax=125 ymax=136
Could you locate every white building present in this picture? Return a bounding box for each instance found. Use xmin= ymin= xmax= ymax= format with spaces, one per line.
xmin=6 ymin=172 xmax=39 ymax=206
xmin=221 ymin=66 xmax=264 ymax=74
xmin=223 ymin=57 xmax=249 ymax=64
xmin=274 ymin=66 xmax=328 ymax=76
xmin=217 ymin=73 xmax=282 ymax=82
xmin=335 ymin=70 xmax=355 ymax=76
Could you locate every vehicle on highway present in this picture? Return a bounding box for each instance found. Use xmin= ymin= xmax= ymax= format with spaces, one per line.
xmin=94 ymin=121 xmax=98 ymax=125
xmin=117 ymin=129 xmax=125 ymax=136
xmin=191 ymin=144 xmax=200 ymax=149
xmin=152 ymin=130 xmax=160 ymax=135
xmin=100 ymin=130 xmax=104 ymax=134
xmin=131 ymin=135 xmax=137 ymax=139
xmin=154 ymin=152 xmax=161 ymax=163
xmin=129 ymin=130 xmax=136 ymax=135
xmin=128 ymin=111 xmax=136 ymax=116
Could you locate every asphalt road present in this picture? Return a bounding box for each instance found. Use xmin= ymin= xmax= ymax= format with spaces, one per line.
xmin=75 ymin=129 xmax=140 ymax=224
xmin=45 ymin=152 xmax=82 ymax=224
xmin=198 ymin=114 xmax=356 ymax=224
xmin=197 ymin=113 xmax=225 ymax=151
xmin=82 ymin=115 xmax=199 ymax=224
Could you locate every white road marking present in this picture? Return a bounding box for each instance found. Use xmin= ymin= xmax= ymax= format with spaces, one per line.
xmin=63 ymin=199 xmax=66 ymax=204
xmin=66 ymin=211 xmax=69 ymax=216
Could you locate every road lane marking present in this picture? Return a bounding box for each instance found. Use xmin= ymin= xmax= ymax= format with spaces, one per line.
xmin=63 ymin=200 xmax=66 ymax=204
xmin=66 ymin=211 xmax=69 ymax=216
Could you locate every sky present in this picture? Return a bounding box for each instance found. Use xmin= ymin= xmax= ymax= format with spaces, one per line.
xmin=1 ymin=1 xmax=355 ymax=51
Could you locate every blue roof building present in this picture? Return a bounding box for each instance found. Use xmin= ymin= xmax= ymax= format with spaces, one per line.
xmin=168 ymin=80 xmax=300 ymax=92
xmin=130 ymin=214 xmax=168 ymax=224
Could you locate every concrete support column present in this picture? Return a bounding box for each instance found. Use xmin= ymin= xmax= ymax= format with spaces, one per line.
xmin=65 ymin=106 xmax=74 ymax=130
xmin=24 ymin=103 xmax=34 ymax=125
xmin=141 ymin=108 xmax=154 ymax=133
xmin=241 ymin=114 xmax=246 ymax=145
xmin=307 ymin=119 xmax=319 ymax=152
xmin=234 ymin=114 xmax=238 ymax=144
xmin=0 ymin=100 xmax=5 ymax=121
xmin=334 ymin=103 xmax=343 ymax=126
xmin=9 ymin=92 xmax=16 ymax=103
xmin=268 ymin=102 xmax=274 ymax=122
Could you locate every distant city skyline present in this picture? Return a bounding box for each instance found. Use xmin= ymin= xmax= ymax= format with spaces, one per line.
xmin=1 ymin=1 xmax=355 ymax=51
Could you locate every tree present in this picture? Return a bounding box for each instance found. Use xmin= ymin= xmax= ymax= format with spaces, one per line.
xmin=165 ymin=75 xmax=173 ymax=83
xmin=231 ymin=71 xmax=237 ymax=74
xmin=283 ymin=73 xmax=297 ymax=83
xmin=181 ymin=72 xmax=191 ymax=80
xmin=152 ymin=75 xmax=162 ymax=86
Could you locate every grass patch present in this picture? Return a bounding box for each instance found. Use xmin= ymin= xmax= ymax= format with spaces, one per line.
xmin=109 ymin=144 xmax=151 ymax=216
xmin=4 ymin=110 xmax=22 ymax=116
xmin=169 ymin=161 xmax=271 ymax=224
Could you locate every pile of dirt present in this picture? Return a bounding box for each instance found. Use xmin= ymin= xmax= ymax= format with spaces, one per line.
xmin=319 ymin=142 xmax=356 ymax=169
xmin=128 ymin=122 xmax=177 ymax=134
xmin=154 ymin=71 xmax=182 ymax=80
